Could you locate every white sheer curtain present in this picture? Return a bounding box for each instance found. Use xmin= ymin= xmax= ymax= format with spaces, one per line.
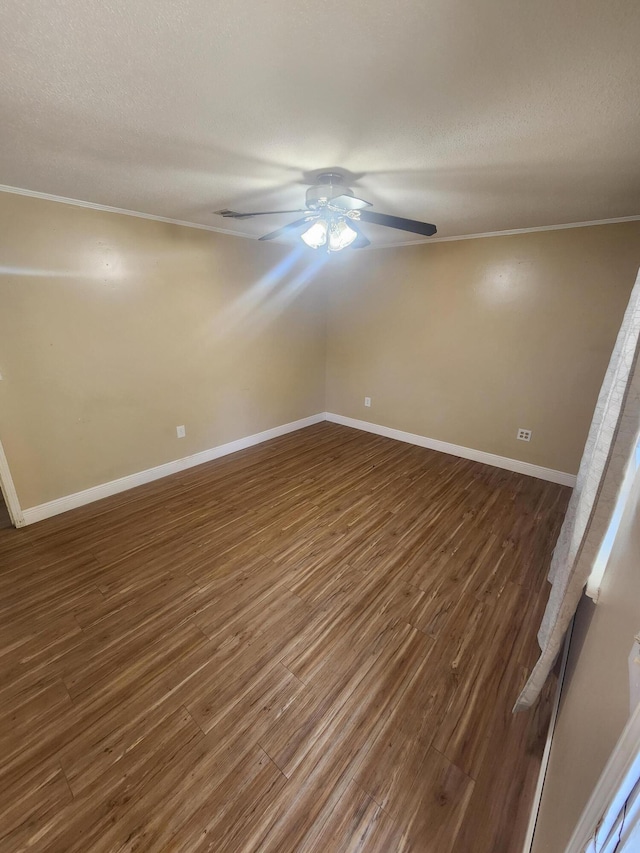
xmin=515 ymin=268 xmax=640 ymax=711
xmin=583 ymin=775 xmax=640 ymax=852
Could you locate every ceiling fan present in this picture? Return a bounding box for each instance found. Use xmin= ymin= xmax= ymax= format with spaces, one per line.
xmin=218 ymin=172 xmax=437 ymax=252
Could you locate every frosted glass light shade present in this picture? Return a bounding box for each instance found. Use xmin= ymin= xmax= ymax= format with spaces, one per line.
xmin=300 ymin=219 xmax=328 ymax=249
xmin=328 ymin=219 xmax=357 ymax=251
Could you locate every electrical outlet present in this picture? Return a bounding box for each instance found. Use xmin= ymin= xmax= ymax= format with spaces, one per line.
xmin=176 ymin=425 xmax=186 ymax=438
xmin=517 ymin=428 xmax=532 ymax=442
xmin=364 ymin=397 xmax=372 ymax=408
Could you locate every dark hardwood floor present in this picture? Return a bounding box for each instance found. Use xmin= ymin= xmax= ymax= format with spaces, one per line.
xmin=0 ymin=422 xmax=570 ymax=852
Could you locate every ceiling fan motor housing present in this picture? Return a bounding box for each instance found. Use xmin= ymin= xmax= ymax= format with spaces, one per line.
xmin=306 ymin=172 xmax=354 ymax=210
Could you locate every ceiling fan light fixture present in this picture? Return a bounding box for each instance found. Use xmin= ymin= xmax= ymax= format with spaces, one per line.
xmin=233 ymin=171 xmax=436 ymax=244
xmin=300 ymin=219 xmax=328 ymax=249
xmin=328 ymin=218 xmax=358 ymax=252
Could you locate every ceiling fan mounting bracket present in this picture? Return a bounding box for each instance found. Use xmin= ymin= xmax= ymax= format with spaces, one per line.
xmin=306 ymin=174 xmax=354 ymax=210
xmin=315 ymin=171 xmax=346 ymax=186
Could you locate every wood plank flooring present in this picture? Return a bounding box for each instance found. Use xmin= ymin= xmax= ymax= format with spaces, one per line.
xmin=0 ymin=422 xmax=570 ymax=852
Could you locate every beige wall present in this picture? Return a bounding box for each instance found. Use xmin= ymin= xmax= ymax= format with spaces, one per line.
xmin=0 ymin=193 xmax=327 ymax=509
xmin=324 ymin=223 xmax=640 ymax=474
xmin=1 ymin=192 xmax=639 ymax=511
xmin=532 ymin=472 xmax=640 ymax=852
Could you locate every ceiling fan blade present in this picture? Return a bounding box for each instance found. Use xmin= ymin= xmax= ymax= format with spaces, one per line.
xmin=329 ymin=194 xmax=372 ymax=211
xmin=217 ymin=208 xmax=309 ymax=219
xmin=259 ymin=216 xmax=317 ymax=241
xmin=349 ymin=221 xmax=371 ymax=249
xmin=358 ymin=211 xmax=437 ymax=237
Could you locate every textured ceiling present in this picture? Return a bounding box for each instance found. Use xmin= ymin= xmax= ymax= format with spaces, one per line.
xmin=1 ymin=0 xmax=639 ymax=244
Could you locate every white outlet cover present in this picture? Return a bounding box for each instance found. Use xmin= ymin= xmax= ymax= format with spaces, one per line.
xmin=364 ymin=397 xmax=372 ymax=407
xmin=517 ymin=428 xmax=532 ymax=442
xmin=176 ymin=425 xmax=186 ymax=438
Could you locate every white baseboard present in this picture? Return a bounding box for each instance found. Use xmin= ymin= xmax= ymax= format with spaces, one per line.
xmin=325 ymin=413 xmax=577 ymax=487
xmin=17 ymin=410 xmax=575 ymax=525
xmin=20 ymin=413 xmax=325 ymax=525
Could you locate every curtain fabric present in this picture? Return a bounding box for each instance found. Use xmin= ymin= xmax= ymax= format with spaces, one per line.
xmin=585 ymin=774 xmax=640 ymax=852
xmin=515 ymin=268 xmax=640 ymax=712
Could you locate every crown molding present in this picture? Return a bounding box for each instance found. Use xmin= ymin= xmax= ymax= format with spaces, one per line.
xmin=0 ymin=182 xmax=638 ymax=247
xmin=0 ymin=183 xmax=251 ymax=239
xmin=370 ymin=215 xmax=640 ymax=249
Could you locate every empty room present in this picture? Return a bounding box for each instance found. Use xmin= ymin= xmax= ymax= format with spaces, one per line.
xmin=1 ymin=1 xmax=640 ymax=851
